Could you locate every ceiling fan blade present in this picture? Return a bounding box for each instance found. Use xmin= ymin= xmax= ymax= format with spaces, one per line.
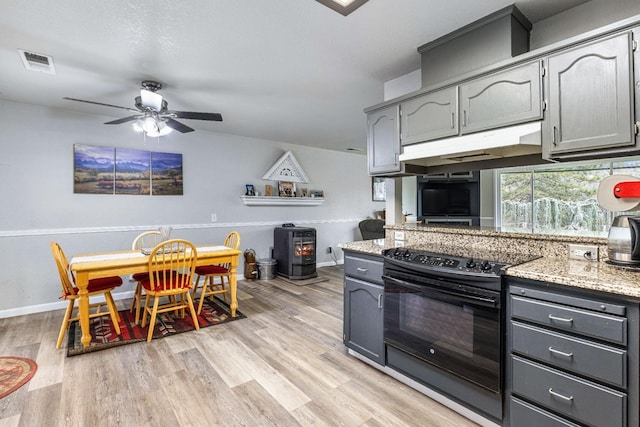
xmin=104 ymin=115 xmax=141 ymax=125
xmin=63 ymin=97 xmax=140 ymax=113
xmin=171 ymin=111 xmax=223 ymax=121
xmin=165 ymin=118 xmax=195 ymax=133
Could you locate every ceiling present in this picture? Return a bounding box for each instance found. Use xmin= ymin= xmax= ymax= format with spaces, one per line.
xmin=0 ymin=0 xmax=589 ymax=153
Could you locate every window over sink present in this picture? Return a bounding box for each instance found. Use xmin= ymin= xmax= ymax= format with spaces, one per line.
xmin=497 ymin=157 xmax=640 ymax=237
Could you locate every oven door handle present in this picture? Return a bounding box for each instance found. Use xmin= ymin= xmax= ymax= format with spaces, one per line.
xmin=383 ymin=275 xmax=499 ymax=308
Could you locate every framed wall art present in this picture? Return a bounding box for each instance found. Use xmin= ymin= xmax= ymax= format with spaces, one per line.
xmin=372 ymin=177 xmax=386 ymax=201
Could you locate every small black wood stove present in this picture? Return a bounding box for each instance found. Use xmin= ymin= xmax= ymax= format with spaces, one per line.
xmin=273 ymin=225 xmax=317 ymax=279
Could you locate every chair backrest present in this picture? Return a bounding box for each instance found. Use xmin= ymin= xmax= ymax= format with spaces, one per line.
xmin=224 ymin=231 xmax=241 ymax=250
xmin=50 ymin=242 xmax=76 ymax=297
xmin=132 ymin=230 xmax=163 ymax=251
xmin=147 ymin=239 xmax=197 ymax=292
xmin=220 ymin=231 xmax=241 ymax=269
xmin=358 ymin=219 xmax=385 ymax=240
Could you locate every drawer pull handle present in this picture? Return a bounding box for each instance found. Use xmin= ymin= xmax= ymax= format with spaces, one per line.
xmin=548 ymin=347 xmax=574 ymax=358
xmin=356 ymin=267 xmax=368 ymax=273
xmin=378 ymin=294 xmax=383 ymax=309
xmin=548 ymin=314 xmax=573 ymax=324
xmin=549 ymin=388 xmax=574 ymax=402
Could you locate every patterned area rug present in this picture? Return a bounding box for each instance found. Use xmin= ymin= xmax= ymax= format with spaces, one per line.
xmin=0 ymin=356 xmax=37 ymax=399
xmin=66 ymin=298 xmax=245 ymax=357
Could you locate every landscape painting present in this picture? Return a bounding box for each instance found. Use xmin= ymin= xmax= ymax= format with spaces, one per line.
xmin=115 ymin=148 xmax=151 ymax=195
xmin=73 ymin=144 xmax=116 ymax=194
xmin=151 ymin=151 xmax=183 ymax=195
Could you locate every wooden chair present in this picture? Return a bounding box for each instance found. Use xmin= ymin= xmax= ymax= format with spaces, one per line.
xmin=51 ymin=242 xmax=123 ymax=349
xmin=192 ymin=231 xmax=240 ymax=314
xmin=140 ymin=239 xmax=200 ymax=342
xmin=129 ymin=230 xmax=163 ymax=324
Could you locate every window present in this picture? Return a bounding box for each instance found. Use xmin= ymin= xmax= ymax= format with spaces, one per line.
xmin=497 ymin=157 xmax=640 ymax=237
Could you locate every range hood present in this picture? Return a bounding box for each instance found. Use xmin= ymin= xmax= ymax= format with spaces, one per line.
xmin=399 ymin=121 xmax=542 ymax=168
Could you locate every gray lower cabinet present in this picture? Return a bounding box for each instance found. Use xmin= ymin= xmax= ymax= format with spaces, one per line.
xmin=367 ymin=105 xmax=401 ymax=175
xmin=460 ymin=60 xmax=543 ymax=134
xmin=400 ymin=86 xmax=458 ymax=145
xmin=343 ymin=251 xmax=385 ymax=365
xmin=544 ymin=30 xmax=637 ymax=159
xmin=507 ymin=279 xmax=639 ymax=427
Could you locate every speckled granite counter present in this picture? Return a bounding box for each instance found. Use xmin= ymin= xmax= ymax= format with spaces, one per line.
xmin=506 ymin=257 xmax=640 ymax=298
xmin=339 ymin=227 xmax=640 ymax=299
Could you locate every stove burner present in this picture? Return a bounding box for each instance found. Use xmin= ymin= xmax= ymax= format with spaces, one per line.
xmin=384 ymin=248 xmax=507 ymax=277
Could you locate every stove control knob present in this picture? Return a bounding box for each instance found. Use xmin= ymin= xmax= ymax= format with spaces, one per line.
xmin=465 ymin=259 xmax=476 ymax=269
xmin=480 ymin=260 xmax=492 ymax=271
xmin=403 ymin=250 xmax=412 ymax=258
xmin=393 ymin=249 xmax=402 ymax=257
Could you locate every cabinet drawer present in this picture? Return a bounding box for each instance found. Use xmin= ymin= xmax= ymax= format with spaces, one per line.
xmin=344 ymin=255 xmax=383 ymax=285
xmin=511 ymin=397 xmax=580 ymax=427
xmin=511 ymin=295 xmax=627 ymax=345
xmin=512 ymin=356 xmax=626 ymax=427
xmin=512 ymin=321 xmax=627 ymax=388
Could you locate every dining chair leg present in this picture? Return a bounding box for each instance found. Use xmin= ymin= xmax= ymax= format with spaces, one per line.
xmin=129 ymin=283 xmax=139 ymax=313
xmin=141 ymin=291 xmax=151 ymax=328
xmin=104 ymin=291 xmax=121 ymax=335
xmin=56 ymin=300 xmax=75 ymax=349
xmin=186 ymin=292 xmax=200 ymax=331
xmin=146 ymin=296 xmax=160 ymax=342
xmin=192 ymin=274 xmax=202 ymax=299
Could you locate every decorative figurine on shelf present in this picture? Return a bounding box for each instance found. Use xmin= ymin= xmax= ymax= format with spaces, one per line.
xmin=245 ymin=184 xmax=255 ymax=196
xmin=265 ymin=184 xmax=274 ymax=197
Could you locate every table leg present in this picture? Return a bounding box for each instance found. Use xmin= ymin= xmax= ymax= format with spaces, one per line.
xmin=230 ymin=255 xmax=238 ymax=317
xmin=75 ymin=271 xmax=92 ymax=348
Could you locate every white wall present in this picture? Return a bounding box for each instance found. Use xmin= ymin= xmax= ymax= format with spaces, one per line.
xmin=0 ymin=100 xmax=378 ymax=316
xmin=530 ymin=0 xmax=640 ymax=49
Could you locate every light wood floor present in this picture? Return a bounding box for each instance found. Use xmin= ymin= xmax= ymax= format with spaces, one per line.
xmin=0 ymin=266 xmax=478 ymax=427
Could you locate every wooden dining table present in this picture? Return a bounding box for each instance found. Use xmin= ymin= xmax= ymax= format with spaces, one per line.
xmin=70 ymin=245 xmax=241 ymax=348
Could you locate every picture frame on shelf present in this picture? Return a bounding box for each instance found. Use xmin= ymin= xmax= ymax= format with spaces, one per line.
xmin=278 ymin=181 xmax=296 ymax=197
xmin=372 ymin=177 xmax=385 ymax=201
xmin=299 ymin=188 xmax=308 ymax=197
xmin=245 ymin=184 xmax=255 ymax=196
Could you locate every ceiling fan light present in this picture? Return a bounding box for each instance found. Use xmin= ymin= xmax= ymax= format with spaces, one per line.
xmin=157 ymin=120 xmax=172 ymax=136
xmin=141 ymin=116 xmax=158 ymax=133
xmin=132 ymin=120 xmax=144 ymax=132
xmin=140 ymin=89 xmax=163 ymax=111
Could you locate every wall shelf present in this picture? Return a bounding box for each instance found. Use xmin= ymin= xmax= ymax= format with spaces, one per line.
xmin=240 ymin=196 xmax=325 ymax=206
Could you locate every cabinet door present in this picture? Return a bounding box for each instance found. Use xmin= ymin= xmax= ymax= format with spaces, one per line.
xmin=344 ymin=277 xmax=384 ymax=364
xmin=367 ymin=105 xmax=401 ymax=175
xmin=545 ymin=32 xmax=635 ymax=157
xmin=400 ymin=87 xmax=458 ymax=145
xmin=460 ymin=60 xmax=543 ymax=134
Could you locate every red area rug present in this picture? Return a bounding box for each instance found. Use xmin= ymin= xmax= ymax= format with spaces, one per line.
xmin=66 ymin=298 xmax=245 ymax=357
xmin=0 ymin=356 xmax=37 ymax=399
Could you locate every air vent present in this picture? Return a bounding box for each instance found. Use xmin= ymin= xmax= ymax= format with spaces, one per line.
xmin=18 ymin=49 xmax=56 ymax=74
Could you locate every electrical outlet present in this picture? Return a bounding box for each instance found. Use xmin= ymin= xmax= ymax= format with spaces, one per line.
xmin=568 ymin=244 xmax=599 ymax=261
xmin=394 ymin=231 xmax=405 ymax=241
xmin=210 ymin=213 xmax=217 ymax=222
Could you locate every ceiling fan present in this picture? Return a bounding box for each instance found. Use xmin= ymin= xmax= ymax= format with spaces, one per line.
xmin=63 ymin=80 xmax=222 ymax=135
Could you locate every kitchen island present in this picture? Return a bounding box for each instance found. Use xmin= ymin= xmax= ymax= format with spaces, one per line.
xmin=339 ymin=224 xmax=640 ymax=427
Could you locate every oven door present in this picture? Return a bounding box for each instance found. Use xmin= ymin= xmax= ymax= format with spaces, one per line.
xmin=383 ymin=273 xmax=502 ymax=393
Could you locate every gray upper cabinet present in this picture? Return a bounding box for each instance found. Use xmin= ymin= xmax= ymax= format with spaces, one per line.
xmin=400 ymin=87 xmax=458 ymax=145
xmin=544 ymin=31 xmax=636 ymax=158
xmin=460 ymin=61 xmax=543 ymax=134
xmin=367 ymin=105 xmax=401 ymax=175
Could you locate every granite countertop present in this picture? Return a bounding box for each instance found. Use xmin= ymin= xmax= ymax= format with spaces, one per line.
xmin=339 ymin=239 xmax=640 ymax=299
